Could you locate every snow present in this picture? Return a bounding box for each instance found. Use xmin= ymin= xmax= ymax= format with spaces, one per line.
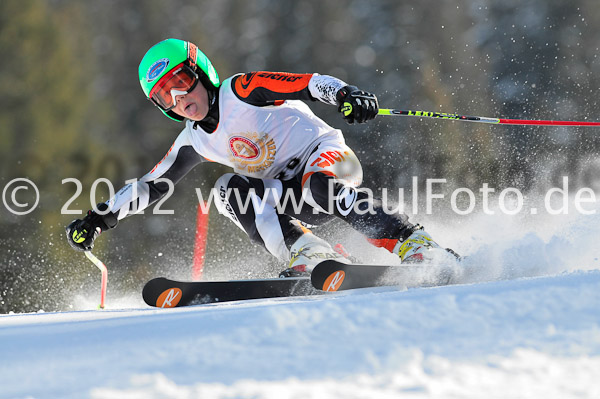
xmin=1 ymin=210 xmax=600 ymax=398
xmin=2 ymin=272 xmax=600 ymax=398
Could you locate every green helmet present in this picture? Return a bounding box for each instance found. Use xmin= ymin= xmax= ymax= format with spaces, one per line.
xmin=139 ymin=38 xmax=220 ymax=121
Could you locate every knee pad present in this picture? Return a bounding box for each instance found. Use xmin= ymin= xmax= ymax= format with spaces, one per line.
xmin=301 ymin=143 xmax=363 ymax=213
xmin=302 ymin=144 xmax=363 ymax=189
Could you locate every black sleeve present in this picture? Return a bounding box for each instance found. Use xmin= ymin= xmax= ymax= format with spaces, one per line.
xmin=107 ymin=130 xmax=206 ymax=220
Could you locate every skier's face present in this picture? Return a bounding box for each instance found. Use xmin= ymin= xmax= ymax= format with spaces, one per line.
xmin=172 ymin=81 xmax=209 ymax=121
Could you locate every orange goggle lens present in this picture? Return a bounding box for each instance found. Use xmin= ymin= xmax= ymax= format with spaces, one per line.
xmin=149 ymin=62 xmax=198 ymax=110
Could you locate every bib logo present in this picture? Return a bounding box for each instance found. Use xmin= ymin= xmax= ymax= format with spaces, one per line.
xmin=229 ymin=136 xmax=260 ymax=160
xmin=228 ymin=133 xmax=277 ymax=174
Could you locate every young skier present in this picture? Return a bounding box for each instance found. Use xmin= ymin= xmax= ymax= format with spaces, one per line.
xmin=66 ymin=38 xmax=455 ymax=276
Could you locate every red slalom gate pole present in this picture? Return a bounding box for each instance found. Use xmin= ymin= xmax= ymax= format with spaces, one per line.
xmin=192 ymin=202 xmax=209 ymax=281
xmin=84 ymin=251 xmax=108 ymax=309
xmin=378 ymin=108 xmax=600 ymax=127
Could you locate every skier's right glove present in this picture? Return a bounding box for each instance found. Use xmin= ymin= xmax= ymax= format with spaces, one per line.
xmin=65 ymin=203 xmax=118 ymax=251
xmin=336 ymin=85 xmax=379 ymax=124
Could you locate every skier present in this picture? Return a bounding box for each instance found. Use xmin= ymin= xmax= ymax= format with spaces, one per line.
xmin=66 ymin=38 xmax=456 ymax=276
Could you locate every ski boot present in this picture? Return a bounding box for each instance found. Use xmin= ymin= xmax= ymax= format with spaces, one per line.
xmin=279 ymin=233 xmax=350 ymax=278
xmin=393 ymin=225 xmax=460 ymax=264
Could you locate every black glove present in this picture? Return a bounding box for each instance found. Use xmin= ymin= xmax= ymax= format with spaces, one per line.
xmin=336 ymin=85 xmax=379 ymax=124
xmin=65 ymin=203 xmax=118 ymax=251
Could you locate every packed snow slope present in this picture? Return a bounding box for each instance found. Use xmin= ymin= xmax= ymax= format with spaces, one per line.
xmin=1 ymin=210 xmax=600 ymax=398
xmin=1 ymin=273 xmax=600 ymax=398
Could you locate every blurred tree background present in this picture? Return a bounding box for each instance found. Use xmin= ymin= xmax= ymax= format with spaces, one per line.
xmin=1 ymin=0 xmax=599 ymax=313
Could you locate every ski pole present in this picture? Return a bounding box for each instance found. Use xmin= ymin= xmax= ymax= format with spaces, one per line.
xmin=84 ymin=251 xmax=108 ymax=309
xmin=378 ymin=108 xmax=600 ymax=127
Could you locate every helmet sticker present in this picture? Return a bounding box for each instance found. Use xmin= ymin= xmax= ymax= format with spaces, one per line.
xmin=147 ymin=58 xmax=170 ymax=82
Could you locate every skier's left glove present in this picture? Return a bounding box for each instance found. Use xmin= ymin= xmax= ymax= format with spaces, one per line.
xmin=336 ymin=85 xmax=379 ymax=124
xmin=65 ymin=203 xmax=118 ymax=251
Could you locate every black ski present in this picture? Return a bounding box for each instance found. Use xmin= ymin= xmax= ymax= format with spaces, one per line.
xmin=143 ymin=261 xmax=459 ymax=307
xmin=310 ymin=260 xmax=456 ymax=292
xmin=142 ymin=276 xmax=316 ymax=308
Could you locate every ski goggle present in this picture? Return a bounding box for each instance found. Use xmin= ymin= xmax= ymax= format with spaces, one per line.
xmin=148 ymin=62 xmax=199 ymax=111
